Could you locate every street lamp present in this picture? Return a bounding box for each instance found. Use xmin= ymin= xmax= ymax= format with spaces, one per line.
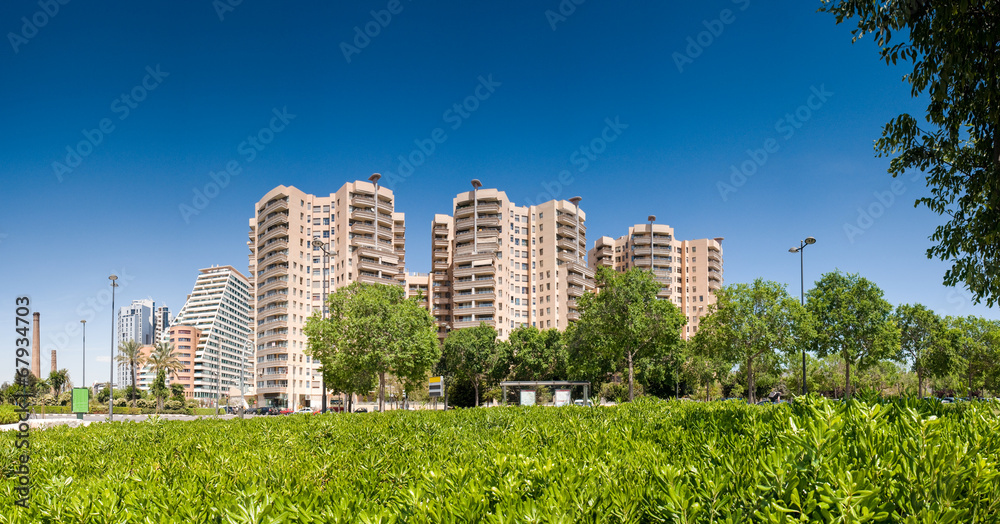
xmin=313 ymin=238 xmax=337 ymax=413
xmin=80 ymin=320 xmax=86 ymax=389
xmin=789 ymin=236 xmax=817 ymax=396
xmin=471 ymin=179 xmax=482 ymax=253
xmin=108 ymin=275 xmax=118 ymax=422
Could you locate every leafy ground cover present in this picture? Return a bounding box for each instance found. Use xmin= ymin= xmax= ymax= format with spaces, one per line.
xmin=1 ymin=397 xmax=999 ymax=522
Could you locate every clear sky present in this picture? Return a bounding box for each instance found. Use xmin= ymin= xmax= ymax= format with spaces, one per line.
xmin=1 ymin=0 xmax=994 ymax=387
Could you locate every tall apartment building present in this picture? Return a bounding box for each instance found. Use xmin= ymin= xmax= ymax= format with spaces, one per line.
xmin=248 ymin=179 xmax=406 ymax=409
xmin=430 ymin=182 xmax=594 ymax=340
xmin=589 ymin=223 xmax=724 ymax=338
xmin=154 ymin=305 xmax=172 ymax=344
xmin=117 ymin=299 xmax=155 ymax=386
xmin=405 ymin=272 xmax=431 ymax=310
xmin=137 ymin=266 xmax=253 ymax=403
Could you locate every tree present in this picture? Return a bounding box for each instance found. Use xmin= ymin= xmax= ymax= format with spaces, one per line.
xmin=819 ymin=1 xmax=1000 ymax=306
xmin=148 ymin=342 xmax=184 ymax=383
xmin=947 ymin=315 xmax=998 ymax=398
xmin=150 ymin=370 xmax=168 ymax=412
xmin=693 ymin=279 xmax=812 ymax=403
xmin=115 ymin=340 xmax=146 ymax=408
xmin=506 ymin=326 xmax=567 ymax=382
xmin=442 ymin=323 xmax=504 ymax=407
xmin=807 ymin=271 xmax=900 ymax=399
xmin=48 ymin=369 xmax=69 ymax=395
xmin=569 ymin=267 xmax=686 ymax=402
xmin=170 ymin=383 xmax=185 ymax=403
xmin=894 ymin=303 xmax=946 ymax=397
xmin=304 ymin=282 xmax=439 ymax=412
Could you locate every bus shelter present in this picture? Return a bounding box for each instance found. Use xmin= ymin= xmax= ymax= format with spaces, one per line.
xmin=500 ymin=381 xmax=591 ymax=406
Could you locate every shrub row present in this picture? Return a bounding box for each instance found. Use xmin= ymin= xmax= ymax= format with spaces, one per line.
xmin=1 ymin=397 xmax=998 ymax=522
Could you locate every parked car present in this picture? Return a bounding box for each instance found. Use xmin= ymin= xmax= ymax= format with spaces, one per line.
xmin=353 ymin=407 xmax=368 ymax=413
xmin=292 ymin=407 xmax=315 ymax=415
xmin=573 ymin=399 xmax=593 ymax=407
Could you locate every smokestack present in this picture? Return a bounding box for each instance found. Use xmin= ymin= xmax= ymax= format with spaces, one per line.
xmin=51 ymin=349 xmax=57 ymax=376
xmin=32 ymin=312 xmax=41 ymax=379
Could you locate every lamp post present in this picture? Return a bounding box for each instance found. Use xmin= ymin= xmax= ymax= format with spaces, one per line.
xmin=789 ymin=236 xmax=817 ymax=396
xmin=108 ymin=275 xmax=118 ymax=422
xmin=313 ymin=238 xmax=337 ymax=413
xmin=80 ymin=320 xmax=86 ymax=389
xmin=471 ymin=179 xmax=482 ymax=253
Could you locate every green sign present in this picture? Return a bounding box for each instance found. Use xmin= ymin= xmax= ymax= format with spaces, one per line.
xmin=72 ymin=388 xmax=90 ymax=413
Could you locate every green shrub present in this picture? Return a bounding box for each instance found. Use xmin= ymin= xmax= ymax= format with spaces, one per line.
xmin=0 ymin=404 xmax=19 ymax=424
xmin=165 ymin=399 xmax=183 ymax=410
xmin=2 ymin=397 xmax=1000 ymax=521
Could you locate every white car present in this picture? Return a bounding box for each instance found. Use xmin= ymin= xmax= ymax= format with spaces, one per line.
xmin=292 ymin=407 xmax=315 ymax=414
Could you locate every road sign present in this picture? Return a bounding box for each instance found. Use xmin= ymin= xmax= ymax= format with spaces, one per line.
xmin=429 ymin=376 xmax=443 ymax=397
xmin=71 ymin=388 xmax=89 ymax=414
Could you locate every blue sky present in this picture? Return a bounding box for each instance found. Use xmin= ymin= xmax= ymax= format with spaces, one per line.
xmin=1 ymin=0 xmax=994 ymax=386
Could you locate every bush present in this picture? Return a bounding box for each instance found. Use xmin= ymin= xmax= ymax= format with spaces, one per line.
xmin=138 ymin=398 xmax=156 ymax=409
xmin=600 ymin=381 xmax=643 ymax=403
xmin=165 ymin=399 xmax=183 ymax=411
xmin=0 ymin=404 xmax=19 ymax=424
xmin=2 ymin=397 xmax=1000 ymax=521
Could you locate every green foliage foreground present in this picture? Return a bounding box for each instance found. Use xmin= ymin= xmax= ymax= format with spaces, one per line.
xmin=2 ymin=398 xmax=1000 ymax=523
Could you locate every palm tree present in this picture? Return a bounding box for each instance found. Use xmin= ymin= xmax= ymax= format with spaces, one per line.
xmin=147 ymin=342 xmax=184 ymax=411
xmin=48 ymin=369 xmax=68 ymax=395
xmin=115 ymin=340 xmax=146 ymax=408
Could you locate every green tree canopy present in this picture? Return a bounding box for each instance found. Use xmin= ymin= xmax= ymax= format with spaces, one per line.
xmin=442 ymin=323 xmax=504 ymax=407
xmin=148 ymin=341 xmax=184 ymax=383
xmin=946 ymin=315 xmax=999 ymax=397
xmin=115 ymin=340 xmax=146 ymax=408
xmin=693 ymin=279 xmax=813 ymax=403
xmin=505 ymin=326 xmax=567 ymax=382
xmin=819 ymin=1 xmax=1000 ymax=306
xmin=304 ymin=282 xmax=439 ymax=411
xmin=807 ymin=270 xmax=900 ymax=398
xmin=569 ymin=267 xmax=686 ymax=401
xmin=894 ymin=303 xmax=947 ymax=397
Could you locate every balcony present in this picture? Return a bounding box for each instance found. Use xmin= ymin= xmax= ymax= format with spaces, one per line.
xmin=257 ymin=291 xmax=289 ymax=308
xmin=256 ymin=332 xmax=287 ymax=346
xmin=708 ymin=280 xmax=723 ymax=291
xmin=566 ymin=273 xmax=590 ymax=288
xmin=256 ymin=346 xmax=288 ymax=358
xmin=475 ymin=202 xmax=500 ymax=214
xmin=556 ymin=237 xmax=579 ymax=251
xmin=255 ymin=386 xmax=288 ymax=395
xmin=433 ymin=237 xmax=450 ymax=249
xmin=453 ymin=278 xmax=493 ymax=292
xmin=257 ymin=372 xmax=288 ymax=381
xmin=257 ymin=318 xmax=288 ymax=330
xmin=566 ymin=284 xmax=585 ymax=297
xmin=708 ymin=260 xmax=722 ymax=272
xmin=652 ymin=246 xmax=673 ymax=255
xmin=566 ymin=310 xmax=580 ymax=322
xmin=557 ymin=251 xmax=581 ymax=264
xmin=453 ymin=318 xmax=495 ymax=329
xmin=259 ymin=239 xmax=289 ymax=257
xmin=256 ymin=303 xmax=288 ymax=316
xmin=351 ymin=208 xmax=376 ymax=221
xmin=257 ymin=279 xmax=288 ymax=295
xmin=357 ymin=274 xmax=403 ymax=286
xmin=258 ymin=212 xmax=289 ymax=231
xmin=454 ymin=305 xmax=496 ymax=316
xmin=633 ymin=247 xmax=651 ymax=256
xmin=351 ymin=222 xmax=375 ymax=234
xmin=257 ymin=264 xmax=288 ymax=281
xmin=258 ymin=225 xmax=289 ymax=244
xmin=260 ymin=197 xmax=289 ymax=215
xmin=453 ymin=264 xmax=495 ymax=279
xmin=351 ymin=194 xmax=375 ymax=207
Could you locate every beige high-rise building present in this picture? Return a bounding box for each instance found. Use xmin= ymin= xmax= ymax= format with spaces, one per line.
xmin=248 ymin=178 xmax=406 ymax=409
xmin=430 ymin=182 xmax=594 ymax=340
xmin=589 ymin=223 xmax=723 ymax=338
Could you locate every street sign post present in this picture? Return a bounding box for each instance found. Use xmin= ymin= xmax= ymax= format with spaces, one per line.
xmin=429 ymin=376 xmax=443 ymax=398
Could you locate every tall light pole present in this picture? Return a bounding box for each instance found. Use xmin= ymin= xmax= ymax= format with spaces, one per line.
xmin=313 ymin=238 xmax=337 ymax=413
xmin=471 ymin=179 xmax=482 ymax=253
xmin=108 ymin=275 xmax=118 ymax=422
xmin=569 ymin=196 xmax=582 ymax=263
xmin=789 ymin=236 xmax=817 ymax=396
xmin=80 ymin=320 xmax=86 ymax=389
